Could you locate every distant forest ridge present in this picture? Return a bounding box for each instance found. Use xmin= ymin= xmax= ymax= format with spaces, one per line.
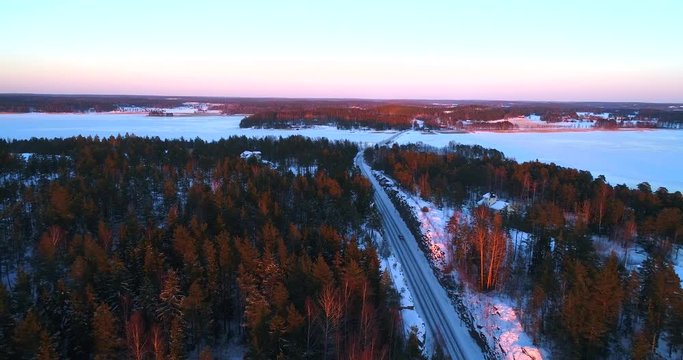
xmin=239 ymin=104 xmax=683 ymax=130
xmin=1 ymin=94 xmax=682 ymax=129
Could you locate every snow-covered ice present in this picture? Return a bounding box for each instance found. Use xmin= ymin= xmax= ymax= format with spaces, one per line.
xmin=395 ymin=129 xmax=683 ymax=192
xmin=0 ymin=113 xmax=397 ymax=146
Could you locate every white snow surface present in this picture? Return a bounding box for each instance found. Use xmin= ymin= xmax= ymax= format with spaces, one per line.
xmin=459 ymin=284 xmax=545 ymax=360
xmin=592 ymin=236 xmax=648 ymax=271
xmin=577 ymin=112 xmax=610 ymax=119
xmin=0 ymin=113 xmax=397 ymax=146
xmin=674 ymin=245 xmax=683 ymax=286
xmin=380 ymin=254 xmax=426 ymax=344
xmin=395 ymin=129 xmax=683 ymax=192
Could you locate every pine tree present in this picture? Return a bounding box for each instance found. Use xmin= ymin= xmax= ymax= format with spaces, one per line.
xmin=157 ymin=270 xmax=184 ymax=326
xmin=199 ymin=346 xmax=213 ymax=360
xmin=591 ymin=254 xmax=623 ymax=345
xmin=640 ymin=257 xmax=678 ymax=353
xmin=631 ymin=330 xmax=650 ymax=360
xmin=405 ymin=326 xmax=425 ymax=360
xmin=12 ymin=309 xmax=42 ymax=359
xmin=561 ymin=261 xmax=595 ymax=355
xmin=168 ymin=317 xmax=185 ymax=360
xmin=0 ymin=284 xmax=13 ymax=359
xmin=36 ymin=330 xmax=58 ymax=360
xmin=285 ymin=303 xmax=304 ymax=335
xmin=11 ymin=270 xmax=32 ymax=315
xmin=183 ymin=280 xmax=209 ymax=346
xmin=92 ymin=303 xmax=122 ymax=359
xmin=665 ymin=289 xmax=683 ymax=357
xmin=312 ymin=255 xmax=334 ymax=290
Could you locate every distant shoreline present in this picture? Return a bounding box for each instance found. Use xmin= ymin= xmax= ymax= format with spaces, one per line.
xmin=0 ymin=112 xmax=669 ymax=134
xmin=0 ymin=111 xmax=247 ymax=117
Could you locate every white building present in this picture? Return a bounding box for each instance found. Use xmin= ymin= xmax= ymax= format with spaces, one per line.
xmin=240 ymin=150 xmax=262 ymax=160
xmin=477 ymin=192 xmax=509 ymax=211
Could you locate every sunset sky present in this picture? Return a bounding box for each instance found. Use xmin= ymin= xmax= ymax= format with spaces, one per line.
xmin=1 ymin=0 xmax=681 ymax=102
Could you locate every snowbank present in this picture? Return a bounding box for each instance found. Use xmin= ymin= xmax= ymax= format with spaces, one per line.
xmin=460 ymin=285 xmax=544 ymax=360
xmin=380 ymin=254 xmax=426 ymax=344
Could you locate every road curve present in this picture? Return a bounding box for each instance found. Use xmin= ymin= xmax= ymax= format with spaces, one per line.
xmin=355 ymin=149 xmax=484 ymax=360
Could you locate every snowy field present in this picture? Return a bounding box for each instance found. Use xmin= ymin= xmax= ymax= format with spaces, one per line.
xmin=395 ymin=130 xmax=683 ymax=192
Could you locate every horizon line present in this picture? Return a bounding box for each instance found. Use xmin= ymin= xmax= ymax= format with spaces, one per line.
xmin=1 ymin=92 xmax=682 ymax=105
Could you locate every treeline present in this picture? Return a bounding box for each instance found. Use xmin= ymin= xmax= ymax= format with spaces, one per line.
xmin=0 ymin=136 xmax=412 ymax=359
xmin=239 ymin=107 xmax=416 ymax=130
xmin=639 ymin=109 xmax=683 ymax=129
xmin=240 ymin=105 xmax=529 ymax=130
xmin=0 ymin=95 xmax=191 ymax=113
xmin=464 ymin=121 xmax=516 ymax=131
xmin=638 ymin=109 xmax=683 ymax=123
xmin=539 ymin=110 xmax=579 ymax=123
xmin=437 ymin=106 xmax=525 ymax=128
xmin=367 ymin=144 xmax=683 ymax=358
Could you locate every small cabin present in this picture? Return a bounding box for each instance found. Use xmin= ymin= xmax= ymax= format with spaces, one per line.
xmin=148 ymin=109 xmax=174 ymax=117
xmin=477 ymin=192 xmax=509 ymax=211
xmin=240 ymin=151 xmax=262 ymax=160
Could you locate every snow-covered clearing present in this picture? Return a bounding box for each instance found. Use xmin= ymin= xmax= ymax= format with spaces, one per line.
xmin=501 ymin=116 xmax=595 ymax=130
xmin=395 ymin=129 xmax=683 ymax=192
xmin=592 ymin=236 xmax=648 ymax=271
xmin=287 ymin=165 xmax=318 ymax=176
xmin=592 ymin=237 xmax=682 ymax=286
xmin=459 ymin=282 xmax=544 ymax=360
xmin=374 ymin=170 xmax=546 ymax=359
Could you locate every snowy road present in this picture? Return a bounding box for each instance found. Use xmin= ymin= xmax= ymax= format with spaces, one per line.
xmin=355 ymin=150 xmax=484 ymax=360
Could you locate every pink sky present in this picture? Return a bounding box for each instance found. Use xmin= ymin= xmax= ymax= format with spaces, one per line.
xmin=2 ymin=1 xmax=682 ymax=102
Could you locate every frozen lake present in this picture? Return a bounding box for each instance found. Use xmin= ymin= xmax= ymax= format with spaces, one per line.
xmin=0 ymin=113 xmax=394 ymax=146
xmin=397 ymin=130 xmax=683 ymax=192
xmin=1 ymin=113 xmax=682 ymax=192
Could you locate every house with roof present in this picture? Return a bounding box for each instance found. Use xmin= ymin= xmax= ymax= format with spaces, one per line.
xmin=240 ymin=150 xmax=262 ymax=160
xmin=477 ymin=192 xmax=509 ymax=211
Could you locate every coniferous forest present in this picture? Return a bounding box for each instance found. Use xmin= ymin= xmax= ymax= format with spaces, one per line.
xmin=367 ymin=143 xmax=683 ymax=359
xmin=1 ymin=135 xmax=682 ymax=359
xmin=0 ymin=136 xmax=410 ymax=359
